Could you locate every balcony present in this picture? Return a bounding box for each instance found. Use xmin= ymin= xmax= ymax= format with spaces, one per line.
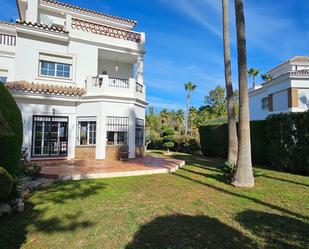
xmin=85 ymin=75 xmax=145 ymax=101
xmin=0 ymin=33 xmax=16 ymax=54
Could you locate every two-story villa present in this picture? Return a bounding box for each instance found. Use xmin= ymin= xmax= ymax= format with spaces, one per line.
xmin=0 ymin=0 xmax=146 ymax=160
xmin=249 ymin=56 xmax=309 ymax=120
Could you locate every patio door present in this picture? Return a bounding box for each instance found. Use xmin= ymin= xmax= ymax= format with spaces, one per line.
xmin=32 ymin=116 xmax=68 ymax=158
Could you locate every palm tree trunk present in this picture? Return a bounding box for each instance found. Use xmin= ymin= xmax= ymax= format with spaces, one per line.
xmin=222 ymin=0 xmax=238 ymax=164
xmin=185 ymin=94 xmax=190 ymax=135
xmin=232 ymin=0 xmax=254 ymax=187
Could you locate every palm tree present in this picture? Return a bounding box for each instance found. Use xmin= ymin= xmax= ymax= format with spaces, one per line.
xmin=175 ymin=109 xmax=184 ymax=133
xmin=261 ymin=73 xmax=272 ymax=82
xmin=232 ymin=0 xmax=254 ymax=188
xmin=222 ymin=0 xmax=238 ymax=164
xmin=184 ymin=82 xmax=197 ymax=135
xmin=247 ymin=68 xmax=260 ymax=87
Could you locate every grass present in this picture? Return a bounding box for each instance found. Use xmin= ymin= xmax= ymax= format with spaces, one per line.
xmin=1 ymin=151 xmax=309 ymax=249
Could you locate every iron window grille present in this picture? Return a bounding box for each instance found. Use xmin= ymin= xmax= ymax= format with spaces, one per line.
xmin=76 ymin=117 xmax=97 ymax=146
xmin=106 ymin=116 xmax=129 ymax=146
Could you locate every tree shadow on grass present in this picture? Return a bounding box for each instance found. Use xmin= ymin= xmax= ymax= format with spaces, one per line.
xmin=0 ymin=180 xmax=106 ymax=249
xmin=236 ymin=210 xmax=309 ymax=249
xmin=125 ymin=214 xmax=257 ymax=249
xmin=260 ymin=174 xmax=309 ymax=188
xmin=174 ymin=171 xmax=308 ymax=220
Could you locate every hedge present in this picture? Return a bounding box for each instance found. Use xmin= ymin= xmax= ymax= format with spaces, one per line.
xmin=200 ymin=112 xmax=309 ymax=175
xmin=0 ymin=84 xmax=23 ymax=175
xmin=200 ymin=121 xmax=269 ymax=165
xmin=266 ymin=112 xmax=309 ymax=175
xmin=0 ymin=166 xmax=14 ymax=202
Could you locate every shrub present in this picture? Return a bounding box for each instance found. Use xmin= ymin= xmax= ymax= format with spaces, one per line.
xmin=0 ymin=84 xmax=23 ymax=146
xmin=174 ymin=135 xmax=201 ymax=153
xmin=0 ymin=112 xmax=21 ymax=175
xmin=146 ymin=130 xmax=163 ymax=150
xmin=0 ymin=167 xmax=14 ymax=201
xmin=161 ymin=127 xmax=175 ymax=152
xmin=0 ymin=84 xmax=23 ymax=175
xmin=266 ymin=112 xmax=309 ymax=175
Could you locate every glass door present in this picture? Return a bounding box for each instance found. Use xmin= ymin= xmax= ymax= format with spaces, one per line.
xmin=32 ymin=116 xmax=68 ymax=158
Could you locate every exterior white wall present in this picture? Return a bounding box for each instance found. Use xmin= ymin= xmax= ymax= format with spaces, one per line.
xmin=0 ymin=53 xmax=15 ymax=82
xmin=15 ymin=97 xmax=77 ymax=159
xmin=98 ymin=59 xmax=133 ymax=79
xmin=273 ymin=89 xmax=288 ymax=112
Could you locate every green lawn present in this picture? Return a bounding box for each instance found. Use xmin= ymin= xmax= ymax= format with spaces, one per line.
xmin=1 ymin=151 xmax=309 ymax=249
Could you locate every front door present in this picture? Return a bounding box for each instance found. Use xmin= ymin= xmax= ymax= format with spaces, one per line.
xmin=32 ymin=116 xmax=68 ymax=158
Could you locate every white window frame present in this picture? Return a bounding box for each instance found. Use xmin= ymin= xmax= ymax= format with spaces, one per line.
xmin=36 ymin=51 xmax=75 ymax=83
xmin=76 ymin=117 xmax=97 ymax=147
xmin=261 ymin=97 xmax=269 ymax=110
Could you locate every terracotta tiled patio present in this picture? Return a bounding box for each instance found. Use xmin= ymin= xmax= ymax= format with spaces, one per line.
xmin=36 ymin=155 xmax=185 ymax=180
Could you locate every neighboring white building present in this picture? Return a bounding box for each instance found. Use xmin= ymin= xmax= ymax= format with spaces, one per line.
xmin=0 ymin=0 xmax=146 ymax=160
xmin=249 ymin=56 xmax=309 ymax=120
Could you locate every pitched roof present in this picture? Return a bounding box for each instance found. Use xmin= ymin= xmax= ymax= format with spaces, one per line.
xmin=42 ymin=0 xmax=137 ymax=26
xmin=16 ymin=20 xmax=68 ymax=34
xmin=6 ymin=81 xmax=85 ymax=96
xmin=71 ymin=18 xmax=141 ymax=42
xmin=0 ymin=21 xmax=16 ymax=27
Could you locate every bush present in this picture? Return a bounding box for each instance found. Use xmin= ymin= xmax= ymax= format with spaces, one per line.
xmin=0 ymin=85 xmax=23 ymax=175
xmin=162 ymin=127 xmax=175 ymax=152
xmin=0 ymin=112 xmax=21 ymax=176
xmin=0 ymin=84 xmax=23 ymax=146
xmin=266 ymin=112 xmax=309 ymax=175
xmin=0 ymin=167 xmax=14 ymax=201
xmin=174 ymin=135 xmax=201 ymax=153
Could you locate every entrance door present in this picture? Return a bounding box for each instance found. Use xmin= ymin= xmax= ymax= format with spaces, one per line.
xmin=32 ymin=116 xmax=68 ymax=158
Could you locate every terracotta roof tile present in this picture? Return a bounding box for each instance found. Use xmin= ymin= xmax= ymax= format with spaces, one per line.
xmin=43 ymin=0 xmax=137 ymax=26
xmin=16 ymin=20 xmax=68 ymax=34
xmin=71 ymin=18 xmax=141 ymax=42
xmin=6 ymin=81 xmax=85 ymax=96
xmin=0 ymin=21 xmax=16 ymax=27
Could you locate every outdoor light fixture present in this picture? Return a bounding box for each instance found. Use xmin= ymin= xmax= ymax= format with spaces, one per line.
xmin=115 ymin=56 xmax=119 ymax=72
xmin=52 ymin=108 xmax=56 ymax=115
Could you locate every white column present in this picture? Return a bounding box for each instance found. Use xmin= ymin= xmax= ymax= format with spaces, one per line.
xmin=26 ymin=0 xmax=39 ymax=23
xmin=136 ymin=55 xmax=144 ymax=84
xmin=96 ymin=104 xmax=106 ymax=159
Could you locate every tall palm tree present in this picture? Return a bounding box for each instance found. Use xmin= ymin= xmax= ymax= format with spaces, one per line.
xmin=222 ymin=0 xmax=238 ymax=164
xmin=247 ymin=68 xmax=260 ymax=87
xmin=232 ymin=0 xmax=254 ymax=188
xmin=184 ymin=82 xmax=197 ymax=135
xmin=175 ymin=109 xmax=184 ymax=133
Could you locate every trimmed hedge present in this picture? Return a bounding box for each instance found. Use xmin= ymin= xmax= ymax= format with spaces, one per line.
xmin=174 ymin=135 xmax=200 ymax=153
xmin=0 ymin=166 xmax=14 ymax=201
xmin=200 ymin=121 xmax=270 ymax=165
xmin=266 ymin=112 xmax=309 ymax=175
xmin=200 ymin=112 xmax=309 ymax=175
xmin=0 ymin=84 xmax=23 ymax=175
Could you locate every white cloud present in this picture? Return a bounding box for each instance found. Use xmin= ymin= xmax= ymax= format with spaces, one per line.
xmin=147 ymin=96 xmax=183 ymax=110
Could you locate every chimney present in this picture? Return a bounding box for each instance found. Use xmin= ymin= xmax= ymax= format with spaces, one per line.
xmin=26 ymin=0 xmax=39 ymax=23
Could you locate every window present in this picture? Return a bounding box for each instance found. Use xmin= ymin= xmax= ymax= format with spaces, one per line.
xmin=40 ymin=60 xmax=71 ymax=78
xmin=77 ymin=117 xmax=97 ymax=146
xmin=0 ymin=69 xmax=8 ymax=83
xmin=261 ymin=97 xmax=269 ymax=110
xmin=0 ymin=76 xmax=7 ymax=83
xmin=106 ymin=117 xmax=129 ymax=146
xmin=38 ymin=53 xmax=73 ymax=79
xmin=135 ymin=119 xmax=144 ymax=147
xmin=32 ymin=116 xmax=68 ymax=157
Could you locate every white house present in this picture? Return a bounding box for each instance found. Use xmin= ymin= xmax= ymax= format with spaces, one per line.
xmin=249 ymin=56 xmax=309 ymax=120
xmin=0 ymin=0 xmax=147 ymax=160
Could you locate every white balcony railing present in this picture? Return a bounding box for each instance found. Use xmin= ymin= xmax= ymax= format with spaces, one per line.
xmin=0 ymin=34 xmax=16 ymax=46
xmin=85 ymin=75 xmax=145 ymax=101
xmin=109 ymin=77 xmax=130 ymax=88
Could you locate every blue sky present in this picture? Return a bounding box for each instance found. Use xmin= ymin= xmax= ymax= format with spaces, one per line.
xmin=1 ymin=0 xmax=309 ymax=111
